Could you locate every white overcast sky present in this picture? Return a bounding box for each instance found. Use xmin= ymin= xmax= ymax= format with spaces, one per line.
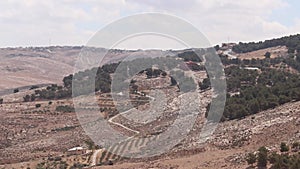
xmin=0 ymin=0 xmax=300 ymax=48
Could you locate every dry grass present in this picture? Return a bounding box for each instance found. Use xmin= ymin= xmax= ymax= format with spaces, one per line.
xmin=237 ymin=46 xmax=288 ymax=60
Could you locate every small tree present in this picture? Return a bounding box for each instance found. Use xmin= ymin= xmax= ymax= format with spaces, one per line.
xmin=257 ymin=146 xmax=268 ymax=168
xmin=280 ymin=142 xmax=289 ymax=152
xmin=84 ymin=139 xmax=95 ymax=150
xmin=30 ymin=85 xmax=39 ymax=90
xmin=23 ymin=95 xmax=31 ymax=102
xmin=199 ymin=78 xmax=211 ymax=90
xmin=269 ymin=152 xmax=279 ymax=164
xmin=0 ymin=98 xmax=3 ymax=104
xmin=270 ymin=154 xmax=289 ymax=169
xmin=214 ymin=45 xmax=220 ymax=51
xmin=35 ymin=104 xmax=41 ymax=108
xmin=170 ymin=76 xmax=177 ymax=86
xmin=264 ymin=52 xmax=271 ymax=59
xmin=246 ymin=152 xmax=256 ymax=167
xmin=292 ymin=142 xmax=299 ymax=151
xmin=296 ymin=53 xmax=300 ymax=63
xmin=14 ymin=88 xmax=19 ymax=93
xmin=30 ymin=94 xmax=36 ymax=101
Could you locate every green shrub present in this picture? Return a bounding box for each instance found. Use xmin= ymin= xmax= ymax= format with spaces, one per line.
xmin=30 ymin=85 xmax=39 ymax=90
xmin=246 ymin=152 xmax=256 ymax=166
xmin=257 ymin=146 xmax=268 ymax=168
xmin=13 ymin=88 xmax=19 ymax=93
xmin=55 ymin=105 xmax=75 ymax=113
xmin=280 ymin=142 xmax=290 ymax=152
xmin=292 ymin=142 xmax=299 ymax=149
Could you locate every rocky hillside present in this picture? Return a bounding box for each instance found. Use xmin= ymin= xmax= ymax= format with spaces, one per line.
xmin=91 ymin=101 xmax=300 ymax=169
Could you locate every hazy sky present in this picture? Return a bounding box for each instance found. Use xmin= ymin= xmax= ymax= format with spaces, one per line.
xmin=0 ymin=0 xmax=300 ymax=48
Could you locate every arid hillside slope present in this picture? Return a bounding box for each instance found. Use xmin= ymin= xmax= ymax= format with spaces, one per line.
xmin=0 ymin=47 xmax=177 ymax=91
xmin=91 ymin=101 xmax=300 ymax=169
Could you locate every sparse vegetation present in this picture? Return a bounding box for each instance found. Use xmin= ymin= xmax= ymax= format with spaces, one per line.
xmin=264 ymin=52 xmax=271 ymax=58
xmin=199 ymin=78 xmax=211 ymax=90
xmin=55 ymin=105 xmax=75 ymax=113
xmin=51 ymin=125 xmax=77 ymax=132
xmin=246 ymin=143 xmax=300 ymax=169
xmin=13 ymin=88 xmax=19 ymax=93
xmin=23 ymin=94 xmax=31 ymax=102
xmin=170 ymin=76 xmax=177 ymax=86
xmin=232 ymin=34 xmax=300 ymax=54
xmin=34 ymin=84 xmax=71 ymax=100
xmin=23 ymin=94 xmax=36 ymax=102
xmin=292 ymin=142 xmax=300 ymax=150
xmin=257 ymin=146 xmax=268 ymax=168
xmin=36 ymin=160 xmax=68 ymax=169
xmin=29 ymin=85 xmax=39 ymax=90
xmin=70 ymin=162 xmax=87 ymax=169
xmin=280 ymin=142 xmax=290 ymax=152
xmin=246 ymin=152 xmax=257 ymax=166
xmin=84 ymin=139 xmax=96 ymax=150
xmin=177 ymin=51 xmax=203 ymax=62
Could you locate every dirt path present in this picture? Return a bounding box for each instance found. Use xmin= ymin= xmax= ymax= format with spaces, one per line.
xmin=90 ymin=95 xmax=144 ymax=166
xmin=108 ymin=109 xmax=140 ymax=134
xmin=90 ymin=149 xmax=102 ymax=166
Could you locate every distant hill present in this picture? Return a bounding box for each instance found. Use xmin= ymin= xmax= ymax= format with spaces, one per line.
xmin=0 ymin=46 xmax=79 ymax=91
xmin=232 ymin=34 xmax=300 ymax=54
xmin=0 ymin=46 xmax=179 ymax=91
xmin=1 ymin=34 xmax=300 ymax=93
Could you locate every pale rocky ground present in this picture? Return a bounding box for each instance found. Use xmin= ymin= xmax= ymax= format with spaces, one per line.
xmin=0 ymin=98 xmax=87 ymax=165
